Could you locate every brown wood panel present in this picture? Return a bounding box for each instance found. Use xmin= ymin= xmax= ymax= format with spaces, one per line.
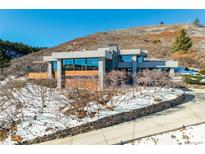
xmin=64 ymin=70 xmax=99 ymax=77
xmin=28 ymin=72 xmax=48 ymax=79
xmin=65 ymin=78 xmax=99 ymax=90
xmin=28 ymin=72 xmax=57 ymax=79
xmin=27 ymin=71 xmax=99 ymax=90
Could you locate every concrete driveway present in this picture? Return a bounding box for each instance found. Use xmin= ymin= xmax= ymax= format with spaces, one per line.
xmin=40 ymin=88 xmax=205 ymax=145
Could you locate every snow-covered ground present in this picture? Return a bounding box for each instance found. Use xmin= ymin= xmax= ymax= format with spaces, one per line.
xmin=128 ymin=123 xmax=205 ymax=145
xmin=0 ymin=78 xmax=183 ymax=145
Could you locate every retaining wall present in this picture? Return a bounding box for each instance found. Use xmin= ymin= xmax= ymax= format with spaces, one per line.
xmin=20 ymin=93 xmax=185 ymax=145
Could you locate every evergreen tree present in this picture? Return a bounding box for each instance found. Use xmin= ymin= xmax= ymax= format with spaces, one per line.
xmin=192 ymin=18 xmax=200 ymax=26
xmin=0 ymin=49 xmax=10 ymax=73
xmin=172 ymin=29 xmax=192 ymax=53
xmin=0 ymin=39 xmax=47 ymax=55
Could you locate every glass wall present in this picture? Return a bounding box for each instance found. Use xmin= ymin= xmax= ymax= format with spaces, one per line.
xmin=137 ymin=56 xmax=143 ymax=63
xmin=61 ymin=58 xmax=99 ymax=71
xmin=120 ymin=55 xmax=133 ymax=62
xmin=87 ymin=58 xmax=99 ymax=70
xmin=119 ymin=55 xmax=144 ymax=63
xmin=75 ymin=58 xmax=87 ymax=70
xmin=63 ymin=59 xmax=74 ymax=70
xmin=52 ymin=61 xmax=57 ymax=71
xmin=105 ymin=59 xmax=112 ymax=72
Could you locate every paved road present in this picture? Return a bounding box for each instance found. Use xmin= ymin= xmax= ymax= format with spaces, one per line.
xmin=40 ymin=88 xmax=205 ymax=145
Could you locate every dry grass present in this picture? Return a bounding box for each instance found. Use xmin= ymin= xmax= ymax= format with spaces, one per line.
xmin=6 ymin=24 xmax=205 ymax=76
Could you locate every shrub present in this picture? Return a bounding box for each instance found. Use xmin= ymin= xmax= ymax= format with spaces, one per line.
xmin=199 ymin=69 xmax=205 ymax=75
xmin=0 ymin=129 xmax=8 ymax=142
xmin=183 ymin=75 xmax=205 ymax=85
xmin=154 ymin=97 xmax=162 ymax=102
xmin=105 ymin=70 xmax=128 ymax=88
xmin=6 ymin=80 xmax=27 ymax=90
xmin=170 ymin=50 xmax=200 ymax=68
xmin=28 ymin=79 xmax=57 ymax=88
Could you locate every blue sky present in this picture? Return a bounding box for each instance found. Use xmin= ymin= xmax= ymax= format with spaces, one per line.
xmin=0 ymin=9 xmax=205 ymax=47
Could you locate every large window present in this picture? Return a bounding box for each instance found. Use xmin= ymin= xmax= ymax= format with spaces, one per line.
xmin=120 ymin=55 xmax=133 ymax=62
xmin=105 ymin=59 xmax=112 ymax=72
xmin=137 ymin=56 xmax=143 ymax=63
xmin=61 ymin=58 xmax=99 ymax=71
xmin=63 ymin=59 xmax=74 ymax=70
xmin=87 ymin=58 xmax=99 ymax=70
xmin=75 ymin=58 xmax=87 ymax=70
xmin=52 ymin=61 xmax=57 ymax=71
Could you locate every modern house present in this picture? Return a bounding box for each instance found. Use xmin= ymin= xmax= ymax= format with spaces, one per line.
xmin=28 ymin=44 xmax=177 ymax=90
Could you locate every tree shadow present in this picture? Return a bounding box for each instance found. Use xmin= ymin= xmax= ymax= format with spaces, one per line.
xmin=180 ymin=87 xmax=193 ymax=92
xmin=183 ymin=93 xmax=195 ymax=103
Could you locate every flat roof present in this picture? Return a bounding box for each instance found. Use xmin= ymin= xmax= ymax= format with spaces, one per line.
xmin=43 ymin=48 xmax=148 ymax=62
xmin=52 ymin=50 xmax=112 ymax=59
xmin=119 ymin=49 xmax=141 ymax=55
xmin=32 ymin=61 xmax=46 ymax=64
xmin=43 ymin=56 xmax=56 ymax=62
xmin=43 ymin=50 xmax=113 ymax=62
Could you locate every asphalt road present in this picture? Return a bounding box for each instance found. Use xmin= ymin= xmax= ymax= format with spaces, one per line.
xmin=40 ymin=88 xmax=205 ymax=145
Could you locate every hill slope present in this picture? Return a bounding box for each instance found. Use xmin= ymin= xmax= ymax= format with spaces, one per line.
xmin=9 ymin=24 xmax=205 ymax=75
xmin=0 ymin=39 xmax=47 ymax=59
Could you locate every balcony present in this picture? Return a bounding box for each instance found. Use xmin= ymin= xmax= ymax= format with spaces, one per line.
xmin=138 ymin=60 xmax=177 ymax=68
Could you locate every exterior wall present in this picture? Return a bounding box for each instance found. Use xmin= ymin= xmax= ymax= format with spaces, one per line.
xmin=28 ymin=71 xmax=99 ymax=90
xmin=119 ymin=49 xmax=141 ymax=55
xmin=132 ymin=55 xmax=137 ymax=86
xmin=118 ymin=60 xmax=177 ymax=69
xmin=138 ymin=60 xmax=177 ymax=68
xmin=48 ymin=62 xmax=53 ymax=79
xmin=118 ymin=62 xmax=132 ymax=68
xmin=51 ymin=50 xmax=112 ymax=59
xmin=169 ymin=68 xmax=175 ymax=76
xmin=65 ymin=78 xmax=99 ymax=90
xmin=64 ymin=70 xmax=98 ymax=76
xmin=28 ymin=72 xmax=49 ymax=79
xmin=98 ymin=57 xmax=105 ymax=90
xmin=28 ymin=72 xmax=57 ymax=80
xmin=64 ymin=70 xmax=99 ymax=90
xmin=57 ymin=59 xmax=63 ymax=89
xmin=28 ymin=71 xmax=99 ymax=79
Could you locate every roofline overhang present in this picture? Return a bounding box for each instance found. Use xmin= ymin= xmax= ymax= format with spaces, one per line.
xmin=119 ymin=49 xmax=141 ymax=55
xmin=43 ymin=50 xmax=113 ymax=62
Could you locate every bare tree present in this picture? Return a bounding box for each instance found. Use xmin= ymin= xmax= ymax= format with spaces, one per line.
xmin=0 ymin=78 xmax=71 ymax=143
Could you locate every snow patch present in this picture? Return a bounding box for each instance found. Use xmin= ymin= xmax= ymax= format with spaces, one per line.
xmin=128 ymin=123 xmax=205 ymax=145
xmin=0 ymin=78 xmax=183 ymax=145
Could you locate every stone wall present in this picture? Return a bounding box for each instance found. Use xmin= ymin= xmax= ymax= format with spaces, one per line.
xmin=19 ymin=93 xmax=185 ymax=145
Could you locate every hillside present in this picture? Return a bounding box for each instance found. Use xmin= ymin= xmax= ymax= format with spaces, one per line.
xmin=9 ymin=24 xmax=205 ymax=75
xmin=0 ymin=39 xmax=47 ymax=59
xmin=0 ymin=40 xmax=47 ymax=76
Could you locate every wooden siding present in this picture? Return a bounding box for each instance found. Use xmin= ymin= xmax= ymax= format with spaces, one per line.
xmin=28 ymin=72 xmax=48 ymax=79
xmin=65 ymin=78 xmax=99 ymax=90
xmin=27 ymin=70 xmax=99 ymax=90
xmin=28 ymin=72 xmax=57 ymax=79
xmin=64 ymin=70 xmax=99 ymax=76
